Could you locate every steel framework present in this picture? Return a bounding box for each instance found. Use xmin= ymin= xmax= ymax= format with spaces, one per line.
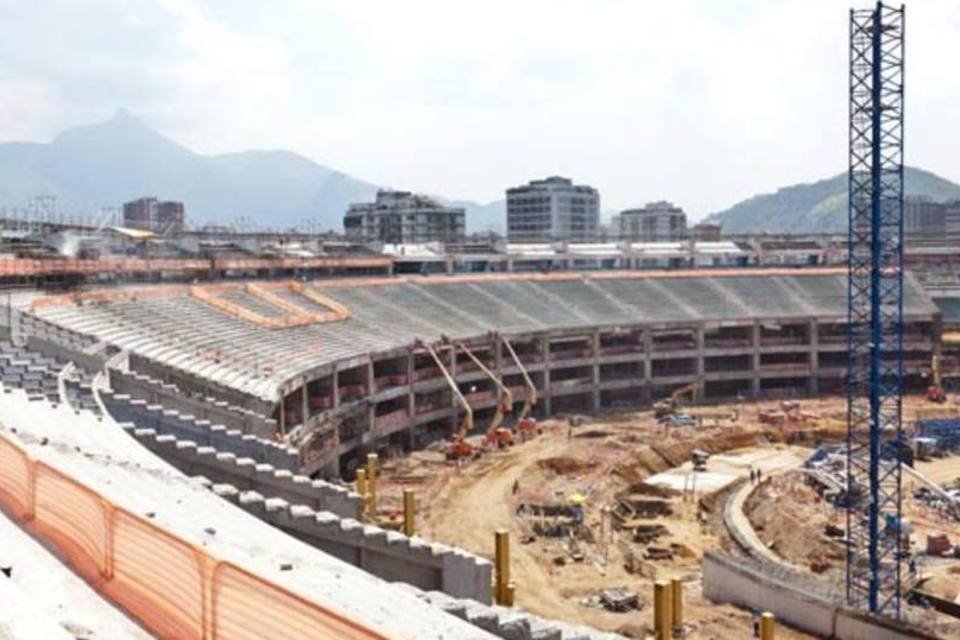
xmin=846 ymin=2 xmax=905 ymax=617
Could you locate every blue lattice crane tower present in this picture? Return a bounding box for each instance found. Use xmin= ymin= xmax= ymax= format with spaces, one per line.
xmin=846 ymin=2 xmax=905 ymax=617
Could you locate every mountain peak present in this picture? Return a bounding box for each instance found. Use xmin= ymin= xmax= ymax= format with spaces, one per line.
xmin=705 ymin=166 xmax=960 ymax=234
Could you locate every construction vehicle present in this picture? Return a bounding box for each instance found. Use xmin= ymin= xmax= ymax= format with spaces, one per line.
xmin=458 ymin=342 xmax=515 ymax=449
xmin=502 ymin=336 xmax=540 ymax=440
xmin=926 ymin=355 xmax=947 ymax=403
xmin=421 ymin=342 xmax=475 ymax=460
xmin=653 ymin=383 xmax=698 ymax=420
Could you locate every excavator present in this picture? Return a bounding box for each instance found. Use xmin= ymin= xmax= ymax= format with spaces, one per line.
xmin=653 ymin=383 xmax=698 ymax=420
xmin=502 ymin=336 xmax=540 ymax=441
xmin=458 ymin=342 xmax=515 ymax=448
xmin=422 ymin=342 xmax=476 ymax=460
xmin=926 ymin=355 xmax=947 ymax=404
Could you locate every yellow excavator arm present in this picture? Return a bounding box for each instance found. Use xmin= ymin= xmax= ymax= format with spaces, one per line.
xmin=502 ymin=336 xmax=537 ymax=421
xmin=459 ymin=343 xmax=512 ymax=435
xmin=424 ymin=343 xmax=473 ymax=440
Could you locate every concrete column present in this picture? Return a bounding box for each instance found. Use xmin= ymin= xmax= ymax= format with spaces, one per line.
xmin=406 ymin=351 xmax=416 ymax=449
xmin=751 ymin=321 xmax=761 ymax=397
xmin=332 ymin=364 xmax=340 ymax=409
xmin=695 ymin=325 xmax=706 ymax=400
xmin=642 ymin=330 xmax=653 ymax=403
xmin=808 ymin=320 xmax=819 ymax=395
xmin=366 ymin=359 xmax=375 ymax=395
xmin=591 ymin=329 xmax=601 ymax=411
xmin=301 ymin=378 xmax=310 ymax=420
xmin=540 ymin=337 xmax=551 ymax=416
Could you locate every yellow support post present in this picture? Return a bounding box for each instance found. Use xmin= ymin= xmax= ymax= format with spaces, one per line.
xmin=366 ymin=453 xmax=378 ymax=517
xmin=503 ymin=581 xmax=515 ymax=607
xmin=355 ymin=468 xmax=367 ymax=503
xmin=761 ymin=612 xmax=775 ymax=640
xmin=671 ymin=577 xmax=683 ymax=632
xmin=494 ymin=529 xmax=511 ymax=605
xmin=653 ymin=580 xmax=672 ymax=640
xmin=403 ymin=489 xmax=416 ymax=537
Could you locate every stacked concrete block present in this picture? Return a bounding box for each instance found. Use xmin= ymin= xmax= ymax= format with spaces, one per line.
xmin=110 ymin=368 xmax=276 ymax=438
xmin=393 ymin=583 xmax=626 ymax=640
xmin=101 ymin=389 xmax=296 ymax=471
xmin=124 ymin=424 xmax=361 ymax=520
xmin=237 ymin=491 xmax=493 ymax=604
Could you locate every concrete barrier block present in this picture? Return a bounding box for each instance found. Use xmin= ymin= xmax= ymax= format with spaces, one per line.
xmin=337 ymin=518 xmax=365 ymax=544
xmin=314 ymin=511 xmax=341 ymax=530
xmin=464 ymin=604 xmax=500 ymax=633
xmin=175 ymin=440 xmax=198 ymax=455
xmin=211 ymin=483 xmax=240 ymax=504
xmin=214 ymin=451 xmax=237 ymax=466
xmin=238 ymin=491 xmax=266 ymax=518
xmin=190 ymin=476 xmax=213 ymax=490
xmin=422 ymin=591 xmax=468 ymax=619
xmin=490 ymin=607 xmax=531 ymax=640
xmin=528 ymin=619 xmax=562 ymax=640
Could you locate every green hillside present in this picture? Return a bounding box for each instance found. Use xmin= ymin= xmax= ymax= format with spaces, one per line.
xmin=704 ymin=167 xmax=960 ymax=233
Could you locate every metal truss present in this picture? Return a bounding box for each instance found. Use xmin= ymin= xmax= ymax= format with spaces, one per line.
xmin=846 ymin=2 xmax=905 ymax=617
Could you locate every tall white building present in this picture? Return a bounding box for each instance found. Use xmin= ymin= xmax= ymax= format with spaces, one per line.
xmin=506 ymin=176 xmax=599 ymax=242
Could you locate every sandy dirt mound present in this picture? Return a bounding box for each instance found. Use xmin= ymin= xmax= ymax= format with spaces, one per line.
xmin=537 ymin=456 xmax=599 ymax=475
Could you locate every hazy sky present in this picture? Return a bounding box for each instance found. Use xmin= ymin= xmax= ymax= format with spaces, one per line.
xmin=2 ymin=0 xmax=959 ymax=219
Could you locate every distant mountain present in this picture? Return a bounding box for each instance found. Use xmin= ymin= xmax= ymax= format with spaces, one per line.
xmin=704 ymin=167 xmax=960 ymax=234
xmin=0 ymin=110 xmax=504 ymax=233
xmin=450 ymin=199 xmax=505 ymax=234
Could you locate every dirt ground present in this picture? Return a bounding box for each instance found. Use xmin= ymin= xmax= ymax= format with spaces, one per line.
xmin=372 ymin=395 xmax=960 ymax=639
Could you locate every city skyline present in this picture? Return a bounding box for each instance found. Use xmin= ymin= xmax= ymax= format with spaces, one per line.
xmin=2 ymin=1 xmax=960 ymax=219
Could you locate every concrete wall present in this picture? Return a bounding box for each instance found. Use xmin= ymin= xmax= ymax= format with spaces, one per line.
xmin=393 ymin=582 xmax=626 ymax=640
xmin=126 ymin=424 xmax=362 ymax=520
xmin=128 ymin=352 xmax=275 ymax=418
xmin=211 ymin=469 xmax=493 ymax=604
xmin=703 ymin=552 xmax=940 ymax=640
xmin=101 ymin=389 xmax=295 ymax=471
xmin=25 ymin=334 xmax=106 ymax=375
xmin=111 ymin=369 xmax=276 ymax=438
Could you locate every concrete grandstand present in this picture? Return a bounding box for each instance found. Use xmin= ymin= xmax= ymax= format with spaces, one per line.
xmin=25 ymin=268 xmax=941 ymax=477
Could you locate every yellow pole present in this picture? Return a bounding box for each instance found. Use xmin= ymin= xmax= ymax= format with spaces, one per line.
xmin=671 ymin=577 xmax=683 ymax=632
xmin=355 ymin=468 xmax=367 ymax=502
xmin=761 ymin=612 xmax=775 ymax=640
xmin=653 ymin=580 xmax=671 ymax=640
xmin=403 ymin=489 xmax=416 ymax=537
xmin=503 ymin=581 xmax=515 ymax=607
xmin=495 ymin=529 xmax=510 ymax=605
xmin=366 ymin=452 xmax=378 ymax=517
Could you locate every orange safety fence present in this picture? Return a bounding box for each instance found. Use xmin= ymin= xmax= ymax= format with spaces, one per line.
xmin=0 ymin=433 xmax=393 ymax=640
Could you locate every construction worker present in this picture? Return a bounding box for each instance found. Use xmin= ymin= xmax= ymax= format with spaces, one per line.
xmin=749 ymin=468 xmax=756 ymax=483
xmin=512 ymin=479 xmax=520 ymax=495
xmin=756 ymin=468 xmax=763 ymax=483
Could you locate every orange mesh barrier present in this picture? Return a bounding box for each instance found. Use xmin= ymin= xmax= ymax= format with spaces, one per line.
xmin=32 ymin=463 xmax=109 ymax=581
xmin=0 ymin=436 xmax=31 ymax=519
xmin=0 ymin=433 xmax=393 ymax=640
xmin=108 ymin=510 xmax=205 ymax=639
xmin=213 ymin=563 xmax=390 ymax=640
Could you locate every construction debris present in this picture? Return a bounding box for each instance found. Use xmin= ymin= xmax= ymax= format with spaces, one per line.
xmin=599 ymin=588 xmax=640 ymax=612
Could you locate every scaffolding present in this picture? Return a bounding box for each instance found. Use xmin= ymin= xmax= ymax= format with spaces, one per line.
xmin=846 ymin=2 xmax=905 ymax=617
